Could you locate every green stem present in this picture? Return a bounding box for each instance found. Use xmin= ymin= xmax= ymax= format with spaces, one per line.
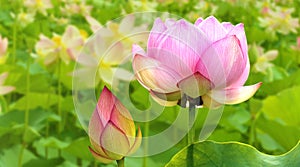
xmin=249 ymin=111 xmax=260 ymax=146
xmin=93 ymin=160 xmax=98 ymax=167
xmin=143 ymin=111 xmax=150 ymax=167
xmin=18 ymin=54 xmax=31 ymax=167
xmin=186 ymin=99 xmax=197 ymax=167
xmin=117 ymin=157 xmax=125 ymax=167
xmin=188 ymin=106 xmax=196 ymax=145
xmin=0 ymin=96 xmax=8 ymax=113
xmin=57 ymin=59 xmax=62 ymax=133
xmin=12 ymin=9 xmax=17 ymax=64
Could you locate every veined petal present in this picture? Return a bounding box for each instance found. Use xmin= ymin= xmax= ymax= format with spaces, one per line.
xmin=147 ymin=18 xmax=167 ymax=48
xmin=89 ymin=147 xmax=113 ymax=164
xmin=194 ymin=17 xmax=204 ymax=26
xmin=150 ymin=91 xmax=179 ymax=107
xmin=225 ymin=24 xmax=249 ymax=87
xmin=165 ymin=18 xmax=177 ymax=28
xmin=196 ymin=16 xmax=227 ymax=42
xmin=110 ymin=100 xmax=136 ymax=146
xmin=148 ymin=19 xmax=211 ymax=77
xmin=221 ymin=22 xmax=235 ymax=32
xmin=127 ymin=127 xmax=142 ymax=155
xmin=196 ymin=35 xmax=246 ymax=88
xmin=89 ymin=111 xmax=104 ymax=146
xmin=209 ymin=82 xmax=262 ymax=104
xmin=133 ymin=54 xmax=181 ymax=93
xmin=177 ymin=72 xmax=213 ymax=98
xmin=97 ymin=87 xmax=116 ymax=126
xmin=226 ymin=23 xmax=248 ymax=60
xmin=100 ymin=122 xmax=130 ymax=160
xmin=132 ymin=44 xmax=146 ymax=57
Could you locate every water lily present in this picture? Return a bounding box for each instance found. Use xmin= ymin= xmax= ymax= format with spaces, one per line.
xmin=132 ymin=16 xmax=261 ymax=108
xmin=0 ymin=72 xmax=15 ymax=95
xmin=35 ymin=25 xmax=86 ymax=64
xmin=88 ymin=86 xmax=141 ymax=163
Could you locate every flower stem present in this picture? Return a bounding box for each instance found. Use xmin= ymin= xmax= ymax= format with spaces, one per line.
xmin=18 ymin=54 xmax=31 ymax=167
xmin=117 ymin=157 xmax=125 ymax=167
xmin=143 ymin=110 xmax=150 ymax=167
xmin=186 ymin=97 xmax=197 ymax=167
xmin=0 ymin=96 xmax=8 ymax=113
xmin=57 ymin=59 xmax=62 ymax=133
xmin=188 ymin=105 xmax=196 ymax=145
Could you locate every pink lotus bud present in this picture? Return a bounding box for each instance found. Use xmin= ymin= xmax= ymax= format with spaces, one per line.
xmin=0 ymin=36 xmax=8 ymax=57
xmin=132 ymin=16 xmax=261 ymax=108
xmin=88 ymin=87 xmax=141 ymax=163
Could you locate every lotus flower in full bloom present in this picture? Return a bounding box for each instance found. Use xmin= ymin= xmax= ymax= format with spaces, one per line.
xmin=132 ymin=16 xmax=261 ymax=108
xmin=88 ymin=87 xmax=142 ymax=163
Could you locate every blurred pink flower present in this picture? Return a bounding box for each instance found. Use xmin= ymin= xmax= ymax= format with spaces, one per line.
xmin=88 ymin=86 xmax=141 ymax=163
xmin=0 ymin=72 xmax=15 ymax=95
xmin=0 ymin=35 xmax=8 ymax=57
xmin=132 ymin=16 xmax=261 ymax=108
xmin=35 ymin=25 xmax=86 ymax=64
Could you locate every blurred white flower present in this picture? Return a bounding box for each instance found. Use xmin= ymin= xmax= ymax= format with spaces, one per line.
xmin=10 ymin=11 xmax=35 ymax=28
xmin=24 ymin=0 xmax=53 ymax=16
xmin=74 ymin=34 xmax=133 ymax=87
xmin=35 ymin=25 xmax=86 ymax=64
xmin=60 ymin=1 xmax=92 ymax=16
xmin=253 ymin=45 xmax=278 ymax=74
xmin=258 ymin=7 xmax=299 ymax=35
xmin=97 ymin=14 xmax=148 ymax=47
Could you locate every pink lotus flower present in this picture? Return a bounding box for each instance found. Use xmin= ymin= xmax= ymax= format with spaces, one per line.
xmin=88 ymin=87 xmax=141 ymax=163
xmin=132 ymin=16 xmax=261 ymax=108
xmin=0 ymin=35 xmax=8 ymax=57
